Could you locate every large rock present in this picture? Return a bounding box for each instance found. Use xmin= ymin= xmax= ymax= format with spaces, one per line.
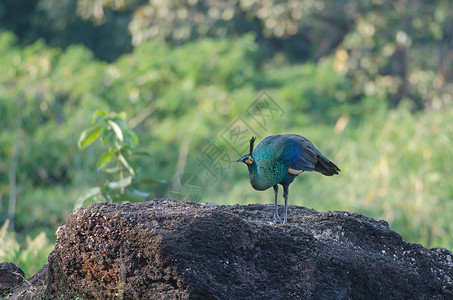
xmin=36 ymin=199 xmax=453 ymax=299
xmin=0 ymin=262 xmax=25 ymax=298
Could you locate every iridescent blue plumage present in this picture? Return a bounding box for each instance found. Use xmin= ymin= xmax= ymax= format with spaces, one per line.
xmin=236 ymin=134 xmax=340 ymax=224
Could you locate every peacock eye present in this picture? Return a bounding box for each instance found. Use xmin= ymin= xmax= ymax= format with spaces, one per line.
xmin=246 ymin=156 xmax=254 ymax=164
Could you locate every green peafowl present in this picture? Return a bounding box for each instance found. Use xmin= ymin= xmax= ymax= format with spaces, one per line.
xmin=236 ymin=134 xmax=340 ymax=224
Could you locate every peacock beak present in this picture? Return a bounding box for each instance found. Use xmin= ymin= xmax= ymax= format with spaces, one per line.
xmin=235 ymin=155 xmax=247 ymax=163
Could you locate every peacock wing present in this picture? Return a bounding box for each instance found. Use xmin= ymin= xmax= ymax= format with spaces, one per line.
xmin=285 ymin=135 xmax=318 ymax=172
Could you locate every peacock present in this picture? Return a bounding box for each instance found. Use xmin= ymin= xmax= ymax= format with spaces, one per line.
xmin=236 ymin=134 xmax=340 ymax=224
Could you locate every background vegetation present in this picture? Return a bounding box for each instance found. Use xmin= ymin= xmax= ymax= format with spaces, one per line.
xmin=1 ymin=0 xmax=452 ymax=277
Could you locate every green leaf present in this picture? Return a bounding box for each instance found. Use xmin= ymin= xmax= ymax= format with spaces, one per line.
xmin=132 ymin=150 xmax=151 ymax=157
xmin=75 ymin=187 xmax=101 ymax=209
xmin=131 ymin=178 xmax=163 ymax=186
xmin=107 ymin=120 xmax=123 ymax=142
xmin=118 ymin=154 xmax=135 ymax=176
xmin=103 ymin=166 xmax=122 ymax=174
xmin=108 ymin=176 xmax=133 ymax=190
xmin=130 ymin=189 xmax=150 ymax=197
xmin=101 ymin=129 xmax=116 ymax=146
xmin=128 ymin=160 xmax=139 ymax=173
xmin=78 ymin=126 xmax=102 ymax=149
xmin=96 ymin=151 xmax=116 ymax=170
xmin=112 ymin=191 xmax=149 ymax=203
xmin=125 ymin=130 xmax=139 ymax=146
xmin=93 ymin=110 xmax=106 ymax=124
xmin=117 ymin=111 xmax=127 ymax=120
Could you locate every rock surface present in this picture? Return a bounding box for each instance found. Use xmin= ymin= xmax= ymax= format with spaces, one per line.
xmin=7 ymin=265 xmax=47 ymax=300
xmin=10 ymin=199 xmax=453 ymax=299
xmin=0 ymin=262 xmax=25 ymax=298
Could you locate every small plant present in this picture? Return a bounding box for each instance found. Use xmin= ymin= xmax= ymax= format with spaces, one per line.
xmin=77 ymin=110 xmax=159 ymax=207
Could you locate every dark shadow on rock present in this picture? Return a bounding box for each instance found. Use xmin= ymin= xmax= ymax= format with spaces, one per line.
xmin=0 ymin=262 xmax=25 ymax=298
xmin=4 ymin=263 xmax=47 ymax=300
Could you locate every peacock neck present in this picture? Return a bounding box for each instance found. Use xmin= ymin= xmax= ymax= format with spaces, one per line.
xmin=248 ymin=162 xmax=270 ymax=191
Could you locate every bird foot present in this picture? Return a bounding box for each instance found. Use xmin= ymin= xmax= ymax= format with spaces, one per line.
xmin=273 ymin=215 xmax=283 ymax=224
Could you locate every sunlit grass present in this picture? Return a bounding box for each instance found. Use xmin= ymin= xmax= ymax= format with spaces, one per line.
xmin=0 ymin=221 xmax=54 ymax=278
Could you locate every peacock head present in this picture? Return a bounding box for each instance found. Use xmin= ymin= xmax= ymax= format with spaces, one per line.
xmin=235 ymin=136 xmax=256 ymax=165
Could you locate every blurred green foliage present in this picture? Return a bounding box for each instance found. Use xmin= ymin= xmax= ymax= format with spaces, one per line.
xmin=0 ymin=0 xmax=452 ymax=278
xmin=2 ymin=0 xmax=452 ymax=109
xmin=0 ymin=220 xmax=53 ymax=278
xmin=77 ymin=110 xmax=158 ymax=207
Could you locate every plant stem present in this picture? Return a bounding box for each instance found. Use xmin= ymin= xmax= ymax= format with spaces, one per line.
xmin=120 ymin=161 xmax=125 ymax=194
xmin=8 ymin=94 xmax=24 ymax=231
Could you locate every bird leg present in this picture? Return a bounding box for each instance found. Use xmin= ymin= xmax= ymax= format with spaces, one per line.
xmin=283 ymin=185 xmax=289 ymax=224
xmin=273 ymin=185 xmax=282 ymax=224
